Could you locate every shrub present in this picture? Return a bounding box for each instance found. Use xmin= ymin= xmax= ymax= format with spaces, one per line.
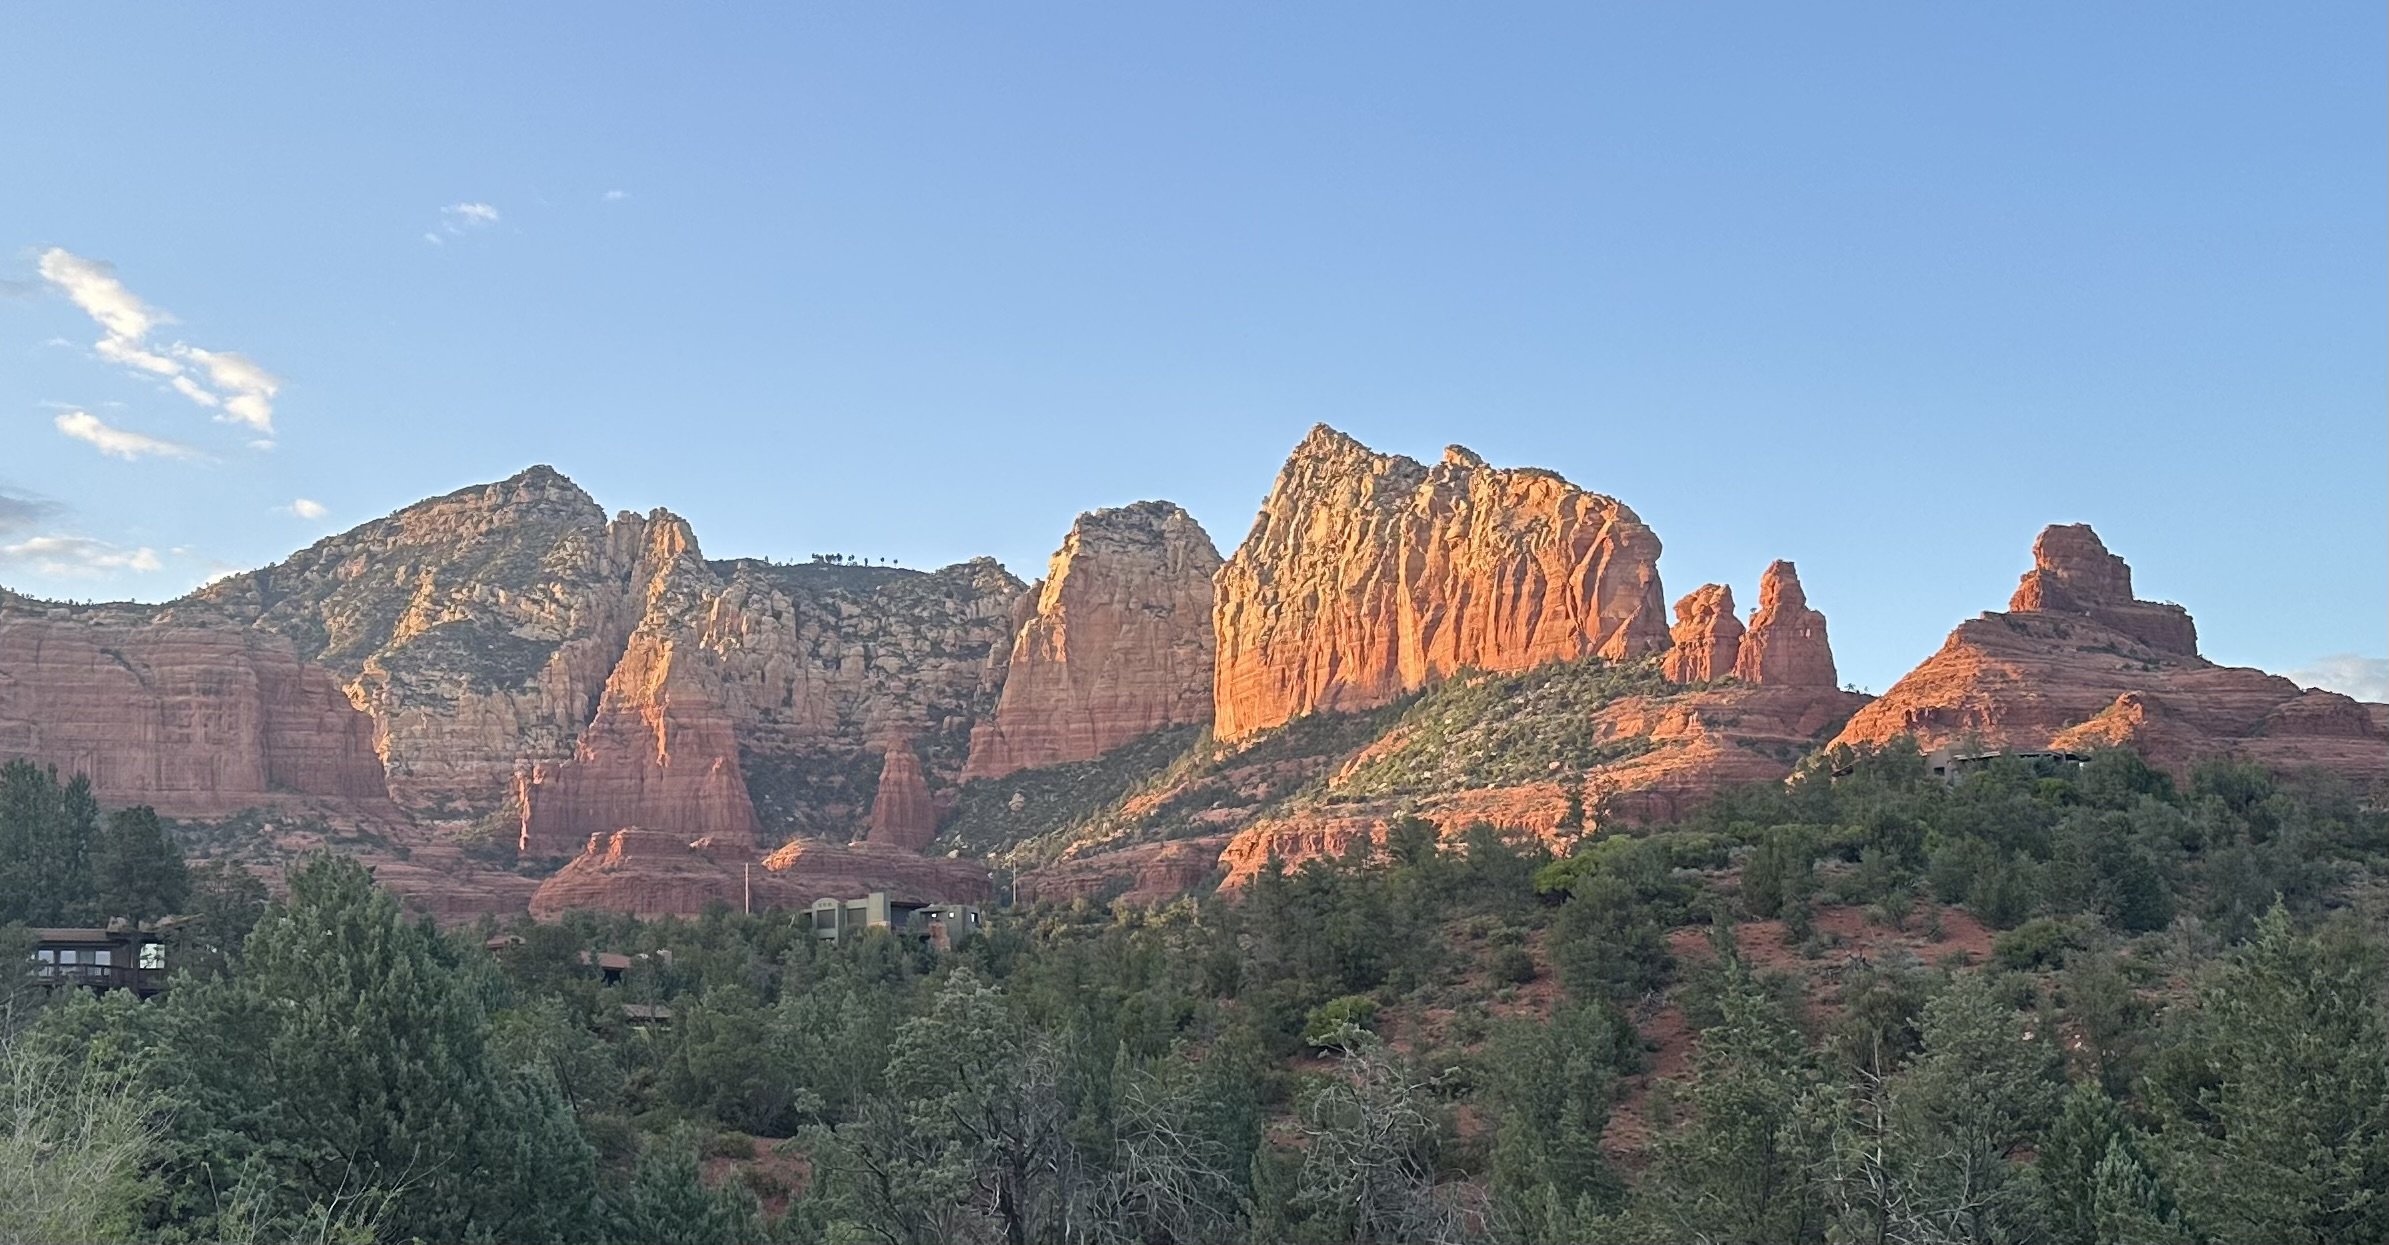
xmin=1304 ymin=994 xmax=1381 ymax=1046
xmin=1490 ymin=946 xmax=1538 ymax=985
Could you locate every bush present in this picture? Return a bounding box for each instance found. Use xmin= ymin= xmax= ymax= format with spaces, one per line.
xmin=1304 ymin=994 xmax=1381 ymax=1047
xmin=1994 ymin=916 xmax=2084 ymax=971
xmin=1490 ymin=946 xmax=1538 ymax=985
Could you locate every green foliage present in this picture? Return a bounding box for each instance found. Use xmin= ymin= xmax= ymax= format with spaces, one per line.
xmin=0 ymin=759 xmax=100 ymax=925
xmin=1642 ymin=958 xmax=1829 ymax=1244
xmin=2145 ymin=906 xmax=2389 ymax=1244
xmin=941 ymin=725 xmax=1207 ymax=856
xmin=1328 ymin=656 xmax=1670 ymax=799
xmin=1304 ymin=994 xmax=1380 ymax=1046
xmin=1995 ymin=916 xmax=2087 ymax=970
xmin=93 ymin=806 xmax=189 ymax=921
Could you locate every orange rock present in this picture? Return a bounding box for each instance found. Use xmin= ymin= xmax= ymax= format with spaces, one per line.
xmin=866 ymin=737 xmax=938 ymax=852
xmin=1833 ymin=524 xmax=2388 ymax=783
xmin=1212 ymin=427 xmax=1669 ymax=740
xmin=963 ymin=502 xmax=1220 ymax=779
xmin=1734 ymin=561 xmax=1837 ymax=688
xmin=1662 ymin=584 xmax=1742 ymax=683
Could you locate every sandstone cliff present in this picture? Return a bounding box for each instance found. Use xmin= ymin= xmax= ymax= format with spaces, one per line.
xmin=963 ymin=502 xmax=1221 ymax=779
xmin=0 ymin=603 xmax=392 ymax=819
xmin=1832 ymin=525 xmax=2389 ymax=783
xmin=1212 ymin=427 xmax=1669 ymax=740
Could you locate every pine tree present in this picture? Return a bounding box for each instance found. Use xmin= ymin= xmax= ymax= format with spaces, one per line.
xmin=2151 ymin=905 xmax=2389 ymax=1244
xmin=1644 ymin=958 xmax=1829 ymax=1244
xmin=92 ymin=806 xmax=188 ymax=921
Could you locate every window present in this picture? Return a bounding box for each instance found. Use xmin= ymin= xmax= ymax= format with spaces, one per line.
xmin=138 ymin=942 xmax=165 ymax=971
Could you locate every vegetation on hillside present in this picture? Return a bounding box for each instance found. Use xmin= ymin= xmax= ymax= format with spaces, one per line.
xmin=8 ymin=741 xmax=2387 ymax=1242
xmin=1324 ymin=656 xmax=1672 ymax=800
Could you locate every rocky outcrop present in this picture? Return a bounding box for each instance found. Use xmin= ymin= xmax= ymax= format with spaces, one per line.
xmin=2006 ymin=524 xmax=2198 ymax=657
xmin=1662 ymin=585 xmax=1742 ymax=684
xmin=1833 ymin=525 xmax=2389 ymax=783
xmin=963 ymin=502 xmax=1221 ymax=779
xmin=0 ymin=606 xmax=392 ymax=818
xmin=866 ymin=738 xmax=937 ymax=851
xmin=526 ymin=828 xmax=993 ymax=920
xmin=175 ymin=465 xmax=1023 ymax=848
xmin=513 ymin=513 xmax=762 ymax=855
xmin=1212 ymin=427 xmax=1669 ymax=740
xmin=1734 ymin=561 xmax=1837 ymax=688
xmin=179 ymin=466 xmax=643 ymax=814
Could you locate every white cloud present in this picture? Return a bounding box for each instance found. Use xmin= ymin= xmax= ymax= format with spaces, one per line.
xmin=433 ymin=201 xmax=502 ymax=240
xmin=37 ymin=247 xmax=282 ymax=439
xmin=2288 ymin=654 xmax=2389 ymax=703
xmin=176 ymin=346 xmax=279 ymax=433
xmin=0 ymin=535 xmax=162 ymax=577
xmin=602 ymin=189 xmax=629 ymax=202
xmin=37 ymin=248 xmax=168 ymax=344
xmin=288 ymin=497 xmax=328 ymax=520
xmin=54 ymin=409 xmax=204 ymax=461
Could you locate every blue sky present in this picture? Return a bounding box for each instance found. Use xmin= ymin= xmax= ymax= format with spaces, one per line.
xmin=2 ymin=5 xmax=2382 ymax=698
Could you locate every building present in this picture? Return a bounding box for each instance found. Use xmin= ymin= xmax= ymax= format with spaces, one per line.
xmin=31 ymin=925 xmax=169 ymax=997
xmin=800 ymin=892 xmax=982 ymax=946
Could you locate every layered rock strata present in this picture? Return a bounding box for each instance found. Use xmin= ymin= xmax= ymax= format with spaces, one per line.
xmin=1832 ymin=525 xmax=2389 ymax=783
xmin=0 ymin=604 xmax=392 ymax=818
xmin=963 ymin=502 xmax=1221 ymax=779
xmin=1212 ymin=427 xmax=1669 ymax=740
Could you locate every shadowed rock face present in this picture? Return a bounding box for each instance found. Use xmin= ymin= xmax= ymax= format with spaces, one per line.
xmin=527 ymin=828 xmax=992 ymax=920
xmin=1211 ymin=426 xmax=1670 ymax=740
xmin=1834 ymin=524 xmax=2389 ymax=783
xmin=963 ymin=501 xmax=1220 ymax=780
xmin=1735 ymin=561 xmax=1837 ymax=689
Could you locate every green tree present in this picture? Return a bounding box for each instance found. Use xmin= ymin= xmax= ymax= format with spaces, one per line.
xmin=0 ymin=760 xmax=99 ymax=925
xmin=2040 ymin=1080 xmax=2175 ymax=1245
xmin=1877 ymin=973 xmax=2061 ymax=1244
xmin=92 ymin=806 xmax=188 ymax=921
xmin=1642 ymin=958 xmax=1828 ymax=1244
xmin=157 ymin=854 xmax=600 ymax=1243
xmin=600 ymin=1126 xmax=764 ymax=1245
xmin=2148 ymin=906 xmax=2389 ymax=1244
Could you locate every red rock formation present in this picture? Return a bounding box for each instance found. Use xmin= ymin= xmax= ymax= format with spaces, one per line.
xmin=2007 ymin=523 xmax=2198 ymax=657
xmin=963 ymin=502 xmax=1221 ymax=779
xmin=1833 ymin=525 xmax=2389 ymax=783
xmin=1734 ymin=561 xmax=1837 ymax=688
xmin=0 ymin=609 xmax=391 ymax=818
xmin=1662 ymin=585 xmax=1742 ymax=683
xmin=1213 ymin=427 xmax=1669 ymax=740
xmin=867 ymin=737 xmax=938 ymax=851
xmin=515 ymin=516 xmax=762 ymax=855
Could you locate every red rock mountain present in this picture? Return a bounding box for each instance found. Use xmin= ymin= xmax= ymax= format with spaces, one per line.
xmin=963 ymin=502 xmax=1220 ymax=779
xmin=1832 ymin=524 xmax=2389 ymax=783
xmin=1211 ymin=427 xmax=1670 ymax=740
xmin=6 ymin=445 xmax=2380 ymax=922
